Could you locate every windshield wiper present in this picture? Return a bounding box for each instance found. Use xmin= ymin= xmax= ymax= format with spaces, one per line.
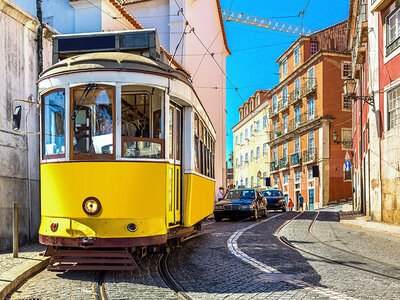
xmin=71 ymin=83 xmax=97 ymax=121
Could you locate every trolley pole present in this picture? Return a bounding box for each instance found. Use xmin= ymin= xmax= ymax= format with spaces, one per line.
xmin=13 ymin=202 xmax=18 ymax=258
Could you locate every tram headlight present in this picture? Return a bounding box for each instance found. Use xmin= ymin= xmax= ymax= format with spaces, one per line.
xmin=82 ymin=197 xmax=101 ymax=215
xmin=127 ymin=223 xmax=138 ymax=232
xmin=50 ymin=222 xmax=58 ymax=232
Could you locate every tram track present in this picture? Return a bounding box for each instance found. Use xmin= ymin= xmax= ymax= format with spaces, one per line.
xmin=277 ymin=211 xmax=400 ymax=282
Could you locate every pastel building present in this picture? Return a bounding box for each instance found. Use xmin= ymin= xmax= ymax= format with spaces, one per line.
xmin=268 ymin=21 xmax=353 ymax=210
xmin=348 ymin=0 xmax=400 ymax=224
xmin=232 ymin=90 xmax=270 ymax=189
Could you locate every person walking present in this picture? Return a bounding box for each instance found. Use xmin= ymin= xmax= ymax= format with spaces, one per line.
xmin=288 ymin=198 xmax=294 ymax=211
xmin=298 ymin=193 xmax=304 ymax=211
xmin=217 ymin=187 xmax=224 ymax=201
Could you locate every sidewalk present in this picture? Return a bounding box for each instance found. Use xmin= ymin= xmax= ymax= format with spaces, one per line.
xmin=0 ymin=243 xmax=49 ymax=300
xmin=321 ymin=202 xmax=400 ymax=238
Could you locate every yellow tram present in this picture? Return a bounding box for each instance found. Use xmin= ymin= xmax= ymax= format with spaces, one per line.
xmin=29 ymin=30 xmax=216 ymax=269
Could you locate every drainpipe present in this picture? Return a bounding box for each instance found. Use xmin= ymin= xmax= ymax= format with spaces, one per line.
xmin=36 ymin=0 xmax=43 ymax=75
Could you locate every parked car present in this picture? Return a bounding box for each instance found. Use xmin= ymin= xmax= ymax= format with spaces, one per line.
xmin=261 ymin=189 xmax=286 ymax=212
xmin=214 ymin=188 xmax=267 ymax=222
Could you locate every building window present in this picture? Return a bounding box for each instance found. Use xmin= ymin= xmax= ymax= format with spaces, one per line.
xmin=263 ymin=115 xmax=267 ymax=129
xmin=273 ymin=95 xmax=278 ymax=112
xmin=250 ymin=125 xmax=254 ymax=137
xmin=388 ymin=85 xmax=400 ymax=130
xmin=343 ymin=94 xmax=352 ymax=111
xmin=235 ymin=135 xmax=238 ymax=146
xmin=251 ymin=149 xmax=254 ymax=162
xmin=283 ymin=87 xmax=288 ymax=106
xmin=342 ymin=128 xmax=353 ymax=150
xmin=245 ymin=128 xmax=248 ymax=140
xmin=342 ymin=61 xmax=352 ymax=79
xmin=263 ymin=171 xmax=267 ymax=186
xmin=245 ymin=106 xmax=248 ymax=115
xmin=284 ymin=174 xmax=289 ymax=184
xmin=294 ymin=47 xmax=300 ymax=66
xmin=273 ymin=147 xmax=278 ymax=163
xmin=283 ymin=142 xmax=288 ymax=159
xmin=245 ymin=153 xmax=249 ymax=164
xmin=283 ymin=115 xmax=288 ymax=134
xmin=308 ymin=99 xmax=315 ymax=120
xmin=240 ymin=110 xmax=243 ymax=120
xmin=295 ymin=107 xmax=301 ymax=127
xmin=282 ymin=59 xmax=287 ymax=75
xmin=240 ymin=132 xmax=243 ymax=144
xmin=295 ymin=171 xmax=301 ymax=182
xmin=387 ymin=6 xmax=400 ymax=55
xmin=294 ymin=136 xmax=300 ymax=154
xmin=311 ymin=43 xmax=318 ymax=55
xmin=295 ymin=77 xmax=301 ymax=98
xmin=274 ymin=176 xmax=279 ymax=187
xmin=256 ymin=95 xmax=260 ymax=106
xmin=308 ymin=168 xmax=313 ymax=180
xmin=251 ymin=100 xmax=254 ymax=111
xmin=251 ymin=176 xmax=254 ymax=188
xmin=263 ymin=143 xmax=267 ymax=157
xmin=256 ymin=120 xmax=260 ymax=133
xmin=308 ymin=131 xmax=315 ymax=151
xmin=240 ymin=155 xmax=243 ymax=167
xmin=256 ymin=146 xmax=260 ymax=160
xmin=257 ymin=176 xmax=260 ymax=187
xmin=245 ymin=177 xmax=248 ymax=188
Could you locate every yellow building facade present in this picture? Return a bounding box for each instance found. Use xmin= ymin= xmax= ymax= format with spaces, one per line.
xmin=232 ymin=91 xmax=270 ymax=189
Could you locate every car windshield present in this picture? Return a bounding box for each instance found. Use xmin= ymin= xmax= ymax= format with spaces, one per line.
xmin=225 ymin=189 xmax=255 ymax=199
xmin=262 ymin=190 xmax=283 ymax=197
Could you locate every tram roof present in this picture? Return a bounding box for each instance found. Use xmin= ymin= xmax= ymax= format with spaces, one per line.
xmin=38 ymin=51 xmax=216 ymax=136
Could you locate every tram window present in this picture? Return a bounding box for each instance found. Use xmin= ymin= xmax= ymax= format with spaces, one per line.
xmin=121 ymin=89 xmax=164 ymax=159
xmin=72 ymin=85 xmax=114 ymax=158
xmin=194 ymin=114 xmax=200 ymax=172
xmin=175 ymin=108 xmax=181 ymax=161
xmin=42 ymin=89 xmax=65 ymax=159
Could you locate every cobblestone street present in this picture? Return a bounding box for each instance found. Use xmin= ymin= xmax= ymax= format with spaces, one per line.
xmin=6 ymin=211 xmax=400 ymax=299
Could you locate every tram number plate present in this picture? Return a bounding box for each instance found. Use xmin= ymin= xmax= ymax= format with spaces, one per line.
xmin=224 ymin=205 xmax=232 ymax=210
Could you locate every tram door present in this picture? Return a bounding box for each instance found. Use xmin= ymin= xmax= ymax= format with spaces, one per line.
xmin=167 ymin=104 xmax=182 ymax=226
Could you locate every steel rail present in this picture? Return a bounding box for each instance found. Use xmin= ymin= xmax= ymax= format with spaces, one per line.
xmin=276 ymin=211 xmax=400 ymax=281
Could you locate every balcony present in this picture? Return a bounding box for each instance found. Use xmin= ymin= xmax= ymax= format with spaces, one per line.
xmin=290 ymin=153 xmax=301 ymax=166
xmin=270 ymin=97 xmax=289 ymax=117
xmin=269 ymin=126 xmax=283 ymax=140
xmin=302 ymin=148 xmax=317 ymax=164
xmin=352 ymin=1 xmax=368 ymax=72
xmin=301 ymin=80 xmax=317 ymax=98
xmin=270 ymin=161 xmax=279 ymax=172
xmin=288 ymin=90 xmax=301 ymax=105
xmin=279 ymin=157 xmax=289 ymax=169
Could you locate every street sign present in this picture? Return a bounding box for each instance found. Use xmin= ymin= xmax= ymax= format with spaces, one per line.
xmin=345 ymin=160 xmax=351 ymax=172
xmin=345 ymin=152 xmax=351 ymax=160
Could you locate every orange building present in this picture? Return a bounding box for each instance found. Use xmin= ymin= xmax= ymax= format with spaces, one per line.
xmin=268 ymin=21 xmax=353 ymax=210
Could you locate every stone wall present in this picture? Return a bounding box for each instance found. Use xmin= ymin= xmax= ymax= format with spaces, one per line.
xmin=0 ymin=0 xmax=55 ymax=250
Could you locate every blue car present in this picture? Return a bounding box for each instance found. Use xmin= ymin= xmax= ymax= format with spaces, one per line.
xmin=214 ymin=188 xmax=267 ymax=222
xmin=261 ymin=189 xmax=287 ymax=212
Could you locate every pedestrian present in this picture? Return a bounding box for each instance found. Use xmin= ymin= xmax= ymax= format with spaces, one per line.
xmin=288 ymin=198 xmax=294 ymax=211
xmin=217 ymin=187 xmax=224 ymax=201
xmin=298 ymin=193 xmax=304 ymax=211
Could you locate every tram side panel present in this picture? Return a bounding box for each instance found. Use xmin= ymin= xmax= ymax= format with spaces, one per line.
xmin=39 ymin=162 xmax=168 ymax=240
xmin=184 ymin=173 xmax=215 ymax=227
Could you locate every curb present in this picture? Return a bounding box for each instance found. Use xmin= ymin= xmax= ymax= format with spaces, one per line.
xmin=0 ymin=256 xmax=50 ymax=300
xmin=340 ymin=219 xmax=400 ymax=238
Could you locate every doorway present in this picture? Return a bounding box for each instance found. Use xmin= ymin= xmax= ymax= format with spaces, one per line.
xmin=167 ymin=103 xmax=182 ymax=227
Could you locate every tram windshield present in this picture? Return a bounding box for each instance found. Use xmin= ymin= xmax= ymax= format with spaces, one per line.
xmin=42 ymin=89 xmax=65 ymax=159
xmin=72 ymin=85 xmax=114 ymax=159
xmin=121 ymin=86 xmax=164 ymax=159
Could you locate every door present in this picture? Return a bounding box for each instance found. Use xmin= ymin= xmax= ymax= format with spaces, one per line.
xmin=167 ymin=104 xmax=182 ymax=227
xmin=309 ymin=189 xmax=315 ymax=211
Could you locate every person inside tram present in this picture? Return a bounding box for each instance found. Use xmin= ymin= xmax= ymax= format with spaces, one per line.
xmin=122 ymin=107 xmax=143 ymax=137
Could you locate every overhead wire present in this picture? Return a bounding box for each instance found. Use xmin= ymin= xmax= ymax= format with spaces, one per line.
xmin=173 ymin=0 xmax=245 ymax=102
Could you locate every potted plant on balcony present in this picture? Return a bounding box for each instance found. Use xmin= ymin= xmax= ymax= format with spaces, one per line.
xmin=276 ymin=130 xmax=282 ymax=136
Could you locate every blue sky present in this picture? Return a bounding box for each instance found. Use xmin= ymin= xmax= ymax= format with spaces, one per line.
xmin=220 ymin=0 xmax=350 ymax=164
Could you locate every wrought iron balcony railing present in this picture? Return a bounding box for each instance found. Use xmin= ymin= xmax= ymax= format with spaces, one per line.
xmin=270 ymin=161 xmax=279 ymax=172
xmin=290 ymin=153 xmax=301 ymax=166
xmin=301 ymin=80 xmax=317 ymax=97
xmin=279 ymin=157 xmax=289 ymax=169
xmin=302 ymin=148 xmax=317 ymax=164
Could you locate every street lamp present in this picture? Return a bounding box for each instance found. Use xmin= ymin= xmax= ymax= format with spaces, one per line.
xmin=343 ymin=77 xmax=375 ymax=110
xmin=331 ymin=130 xmax=353 ymax=148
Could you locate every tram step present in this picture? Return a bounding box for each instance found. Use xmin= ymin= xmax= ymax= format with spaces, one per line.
xmin=47 ymin=247 xmax=137 ymax=271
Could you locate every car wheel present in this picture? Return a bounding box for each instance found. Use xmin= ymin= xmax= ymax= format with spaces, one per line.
xmin=215 ymin=216 xmax=222 ymax=222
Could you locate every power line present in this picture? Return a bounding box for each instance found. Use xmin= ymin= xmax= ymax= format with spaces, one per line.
xmin=173 ymin=0 xmax=245 ymax=102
